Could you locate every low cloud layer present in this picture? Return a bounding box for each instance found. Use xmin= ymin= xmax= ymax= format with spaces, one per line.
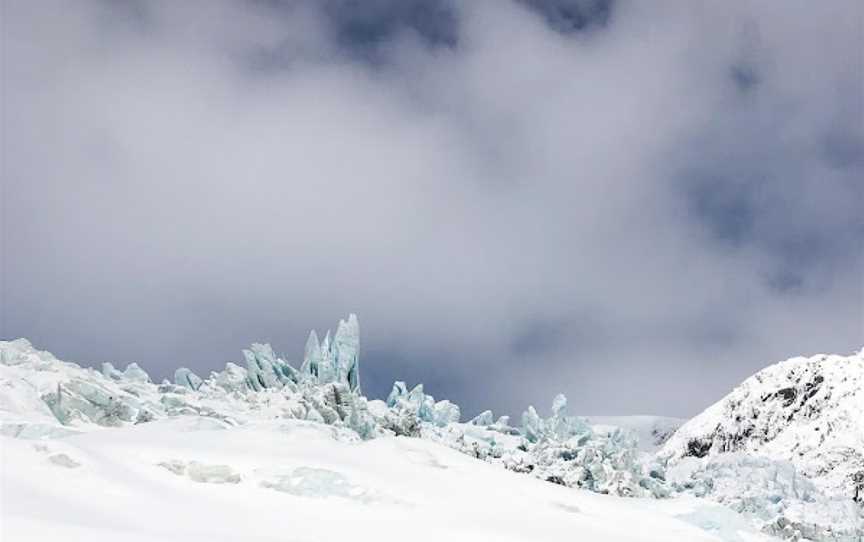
xmin=3 ymin=0 xmax=862 ymax=417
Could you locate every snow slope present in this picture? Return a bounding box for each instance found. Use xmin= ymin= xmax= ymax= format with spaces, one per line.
xmin=2 ymin=417 xmax=774 ymax=542
xmin=659 ymin=349 xmax=864 ymax=498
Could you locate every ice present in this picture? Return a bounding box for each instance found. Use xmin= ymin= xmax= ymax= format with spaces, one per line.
xmin=122 ymin=363 xmax=151 ymax=383
xmin=431 ymin=400 xmax=461 ymax=427
xmin=470 ymin=410 xmax=494 ymax=426
xmin=551 ymin=393 xmax=567 ymax=417
xmin=211 ymin=362 xmax=248 ymax=392
xmin=299 ymin=314 xmax=361 ymax=391
xmin=101 ymin=362 xmax=124 ymax=381
xmin=260 ymin=466 xmax=375 ymax=502
xmin=301 ymin=330 xmax=322 ymax=379
xmin=332 ymin=314 xmax=360 ymax=392
xmin=242 ymin=343 xmax=299 ymax=391
xmin=668 ymin=454 xmax=863 ymax=540
xmin=102 ymin=362 xmax=151 ymax=383
xmin=45 ymin=379 xmax=138 ymax=426
xmin=521 ymin=405 xmax=543 ymax=443
xmin=159 ymin=460 xmax=242 ymax=484
xmin=386 ymin=381 xmax=408 ymax=407
xmin=2 ymin=328 xmax=862 ymax=541
xmin=174 ymin=368 xmax=203 ymax=390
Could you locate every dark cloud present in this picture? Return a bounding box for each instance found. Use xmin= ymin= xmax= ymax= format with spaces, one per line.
xmin=518 ymin=0 xmax=613 ymax=34
xmin=2 ymin=0 xmax=862 ymax=419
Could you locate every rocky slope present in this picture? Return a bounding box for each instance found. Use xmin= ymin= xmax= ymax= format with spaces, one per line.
xmin=659 ymin=349 xmax=864 ymax=500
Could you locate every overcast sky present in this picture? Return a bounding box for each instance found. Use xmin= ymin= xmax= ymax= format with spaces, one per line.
xmin=2 ymin=0 xmax=862 ymax=418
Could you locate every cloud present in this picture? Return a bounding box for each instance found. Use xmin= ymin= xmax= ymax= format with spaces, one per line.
xmin=3 ymin=0 xmax=862 ymax=418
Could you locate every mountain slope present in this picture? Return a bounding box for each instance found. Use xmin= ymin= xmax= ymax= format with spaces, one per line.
xmin=659 ymin=349 xmax=864 ymax=498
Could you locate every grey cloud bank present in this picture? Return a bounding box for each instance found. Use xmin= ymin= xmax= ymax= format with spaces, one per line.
xmin=2 ymin=0 xmax=862 ymax=418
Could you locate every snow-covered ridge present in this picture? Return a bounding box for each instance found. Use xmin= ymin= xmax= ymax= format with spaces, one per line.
xmin=660 ymin=349 xmax=864 ymax=499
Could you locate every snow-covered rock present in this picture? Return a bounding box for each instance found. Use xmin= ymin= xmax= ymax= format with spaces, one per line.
xmin=660 ymin=349 xmax=864 ymax=499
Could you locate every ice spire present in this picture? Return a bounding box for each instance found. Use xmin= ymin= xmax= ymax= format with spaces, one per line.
xmin=301 ymin=330 xmax=321 ymax=379
xmin=333 ymin=313 xmax=360 ymax=392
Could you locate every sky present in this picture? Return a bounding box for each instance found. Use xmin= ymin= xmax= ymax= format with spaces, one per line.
xmin=2 ymin=0 xmax=862 ymax=419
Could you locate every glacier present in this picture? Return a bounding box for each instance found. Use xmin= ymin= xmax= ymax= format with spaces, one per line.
xmin=1 ymin=317 xmax=862 ymax=541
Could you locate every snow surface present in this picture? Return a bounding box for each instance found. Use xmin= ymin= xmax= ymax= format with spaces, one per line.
xmin=2 ymin=417 xmax=775 ymax=542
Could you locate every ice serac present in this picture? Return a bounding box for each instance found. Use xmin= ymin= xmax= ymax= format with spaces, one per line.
xmin=301 ymin=330 xmax=322 ymax=379
xmin=102 ymin=362 xmax=150 ymax=383
xmin=383 ymin=381 xmax=459 ymax=428
xmin=242 ymin=343 xmax=299 ymax=392
xmin=333 ymin=314 xmax=360 ymax=392
xmin=174 ymin=368 xmax=203 ymax=390
xmin=470 ymin=410 xmax=494 ymax=426
xmin=299 ymin=315 xmax=360 ymax=392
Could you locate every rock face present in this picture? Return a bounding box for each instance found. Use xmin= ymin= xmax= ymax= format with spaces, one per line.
xmin=660 ymin=349 xmax=864 ymax=499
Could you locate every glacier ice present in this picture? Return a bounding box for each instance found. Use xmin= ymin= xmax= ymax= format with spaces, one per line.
xmin=298 ymin=314 xmax=361 ymax=392
xmin=384 ymin=381 xmax=461 ymax=429
xmin=174 ymin=368 xmax=203 ymax=390
xmin=469 ymin=410 xmax=494 ymax=426
xmin=103 ymin=362 xmax=150 ymax=383
xmin=3 ymin=324 xmax=863 ymax=541
xmin=667 ymin=454 xmax=864 ymax=541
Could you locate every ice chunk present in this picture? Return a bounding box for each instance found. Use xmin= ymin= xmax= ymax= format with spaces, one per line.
xmin=347 ymin=399 xmax=377 ymax=440
xmin=522 ymin=406 xmax=543 ymax=443
xmin=298 ymin=315 xmax=360 ymax=391
xmin=432 ymin=400 xmax=460 ymax=427
xmin=470 ymin=410 xmax=494 ymax=426
xmin=174 ymin=368 xmax=203 ymax=390
xmin=160 ymin=460 xmax=241 ymax=484
xmin=551 ymin=394 xmax=567 ymax=417
xmin=301 ymin=330 xmax=322 ymax=379
xmin=332 ymin=314 xmax=360 ymax=392
xmin=122 ymin=363 xmax=151 ymax=383
xmin=101 ymin=362 xmax=124 ymax=381
xmin=260 ymin=467 xmax=374 ymax=502
xmin=43 ymin=379 xmax=139 ymax=427
xmin=186 ymin=461 xmax=241 ymax=484
xmin=102 ymin=362 xmax=150 ymax=383
xmin=212 ymin=362 xmax=248 ymax=392
xmin=242 ymin=343 xmax=300 ymax=391
xmin=386 ymin=381 xmax=408 ymax=407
